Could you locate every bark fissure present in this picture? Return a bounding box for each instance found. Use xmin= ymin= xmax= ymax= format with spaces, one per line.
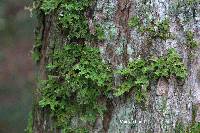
xmin=39 ymin=14 xmax=52 ymax=79
xmin=33 ymin=13 xmax=53 ymax=133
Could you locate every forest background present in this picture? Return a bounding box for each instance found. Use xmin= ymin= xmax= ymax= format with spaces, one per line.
xmin=0 ymin=0 xmax=35 ymax=132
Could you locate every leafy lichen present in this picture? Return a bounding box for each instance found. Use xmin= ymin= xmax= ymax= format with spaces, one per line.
xmin=39 ymin=44 xmax=112 ymax=132
xmin=128 ymin=16 xmax=171 ymax=40
xmin=186 ymin=30 xmax=198 ymax=49
xmin=174 ymin=121 xmax=200 ymax=133
xmin=114 ymin=48 xmax=187 ymax=104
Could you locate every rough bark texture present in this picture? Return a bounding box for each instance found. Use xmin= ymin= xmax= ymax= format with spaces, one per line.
xmin=33 ymin=0 xmax=200 ymax=132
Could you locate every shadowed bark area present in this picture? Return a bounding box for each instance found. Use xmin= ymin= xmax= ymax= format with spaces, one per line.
xmin=33 ymin=0 xmax=200 ymax=132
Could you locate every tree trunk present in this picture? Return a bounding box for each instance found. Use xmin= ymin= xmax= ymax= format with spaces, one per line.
xmin=32 ymin=0 xmax=200 ymax=132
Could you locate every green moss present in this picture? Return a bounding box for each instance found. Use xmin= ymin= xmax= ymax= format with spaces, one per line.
xmin=40 ymin=0 xmax=62 ymax=14
xmin=39 ymin=44 xmax=112 ymax=131
xmin=175 ymin=121 xmax=186 ymax=133
xmin=95 ymin=24 xmax=105 ymax=41
xmin=114 ymin=48 xmax=187 ymax=104
xmin=190 ymin=122 xmax=200 ymax=133
xmin=58 ymin=1 xmax=92 ymax=40
xmin=186 ymin=31 xmax=198 ymax=49
xmin=39 ymin=0 xmax=95 ymax=41
xmin=36 ymin=0 xmax=110 ymax=131
xmin=174 ymin=121 xmax=200 ymax=133
xmin=128 ymin=16 xmax=171 ymax=40
xmin=128 ymin=16 xmax=140 ymax=28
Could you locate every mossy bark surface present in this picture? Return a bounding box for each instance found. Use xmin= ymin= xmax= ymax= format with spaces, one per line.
xmin=33 ymin=0 xmax=200 ymax=132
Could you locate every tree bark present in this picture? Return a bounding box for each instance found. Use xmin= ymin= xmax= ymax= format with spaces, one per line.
xmin=32 ymin=0 xmax=200 ymax=132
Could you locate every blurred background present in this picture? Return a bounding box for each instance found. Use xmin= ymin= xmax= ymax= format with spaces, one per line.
xmin=0 ymin=0 xmax=35 ymax=132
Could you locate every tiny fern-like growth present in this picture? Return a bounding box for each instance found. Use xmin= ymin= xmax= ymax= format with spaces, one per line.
xmin=128 ymin=16 xmax=171 ymax=40
xmin=95 ymin=24 xmax=106 ymax=41
xmin=186 ymin=30 xmax=198 ymax=49
xmin=39 ymin=44 xmax=112 ymax=132
xmin=190 ymin=122 xmax=200 ymax=133
xmin=58 ymin=1 xmax=92 ymax=40
xmin=114 ymin=48 xmax=187 ymax=104
xmin=40 ymin=0 xmax=61 ymax=14
xmin=114 ymin=59 xmax=150 ymax=104
xmin=33 ymin=0 xmax=103 ymax=63
xmin=128 ymin=16 xmax=140 ymax=28
xmin=174 ymin=121 xmax=200 ymax=133
xmin=37 ymin=0 xmax=108 ymax=132
xmin=40 ymin=0 xmax=93 ymax=40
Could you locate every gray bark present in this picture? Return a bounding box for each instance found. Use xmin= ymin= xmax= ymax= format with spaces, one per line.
xmin=92 ymin=0 xmax=200 ymax=132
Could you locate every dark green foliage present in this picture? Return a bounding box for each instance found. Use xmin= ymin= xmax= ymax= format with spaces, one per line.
xmin=190 ymin=122 xmax=200 ymax=133
xmin=114 ymin=59 xmax=149 ymax=103
xmin=58 ymin=1 xmax=92 ymax=40
xmin=36 ymin=0 xmax=110 ymax=131
xmin=114 ymin=48 xmax=187 ymax=103
xmin=40 ymin=0 xmax=93 ymax=41
xmin=174 ymin=121 xmax=200 ymax=133
xmin=175 ymin=121 xmax=185 ymax=133
xmin=128 ymin=16 xmax=140 ymax=28
xmin=152 ymin=19 xmax=171 ymax=40
xmin=39 ymin=44 xmax=112 ymax=131
xmin=32 ymin=0 xmax=95 ymax=63
xmin=40 ymin=0 xmax=62 ymax=14
xmin=128 ymin=16 xmax=171 ymax=40
xmin=186 ymin=31 xmax=198 ymax=49
xmin=95 ymin=24 xmax=105 ymax=41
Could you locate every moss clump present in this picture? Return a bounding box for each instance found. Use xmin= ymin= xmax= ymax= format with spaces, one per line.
xmin=190 ymin=122 xmax=200 ymax=133
xmin=95 ymin=24 xmax=106 ymax=41
xmin=40 ymin=0 xmax=61 ymax=14
xmin=39 ymin=44 xmax=112 ymax=132
xmin=128 ymin=16 xmax=171 ymax=40
xmin=175 ymin=121 xmax=186 ymax=133
xmin=174 ymin=121 xmax=200 ymax=133
xmin=40 ymin=0 xmax=95 ymax=41
xmin=186 ymin=30 xmax=198 ymax=49
xmin=114 ymin=48 xmax=187 ymax=103
xmin=32 ymin=0 xmax=100 ymax=63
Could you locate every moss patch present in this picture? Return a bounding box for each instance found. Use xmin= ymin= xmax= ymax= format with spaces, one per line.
xmin=114 ymin=48 xmax=187 ymax=104
xmin=39 ymin=45 xmax=112 ymax=132
xmin=128 ymin=16 xmax=171 ymax=40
